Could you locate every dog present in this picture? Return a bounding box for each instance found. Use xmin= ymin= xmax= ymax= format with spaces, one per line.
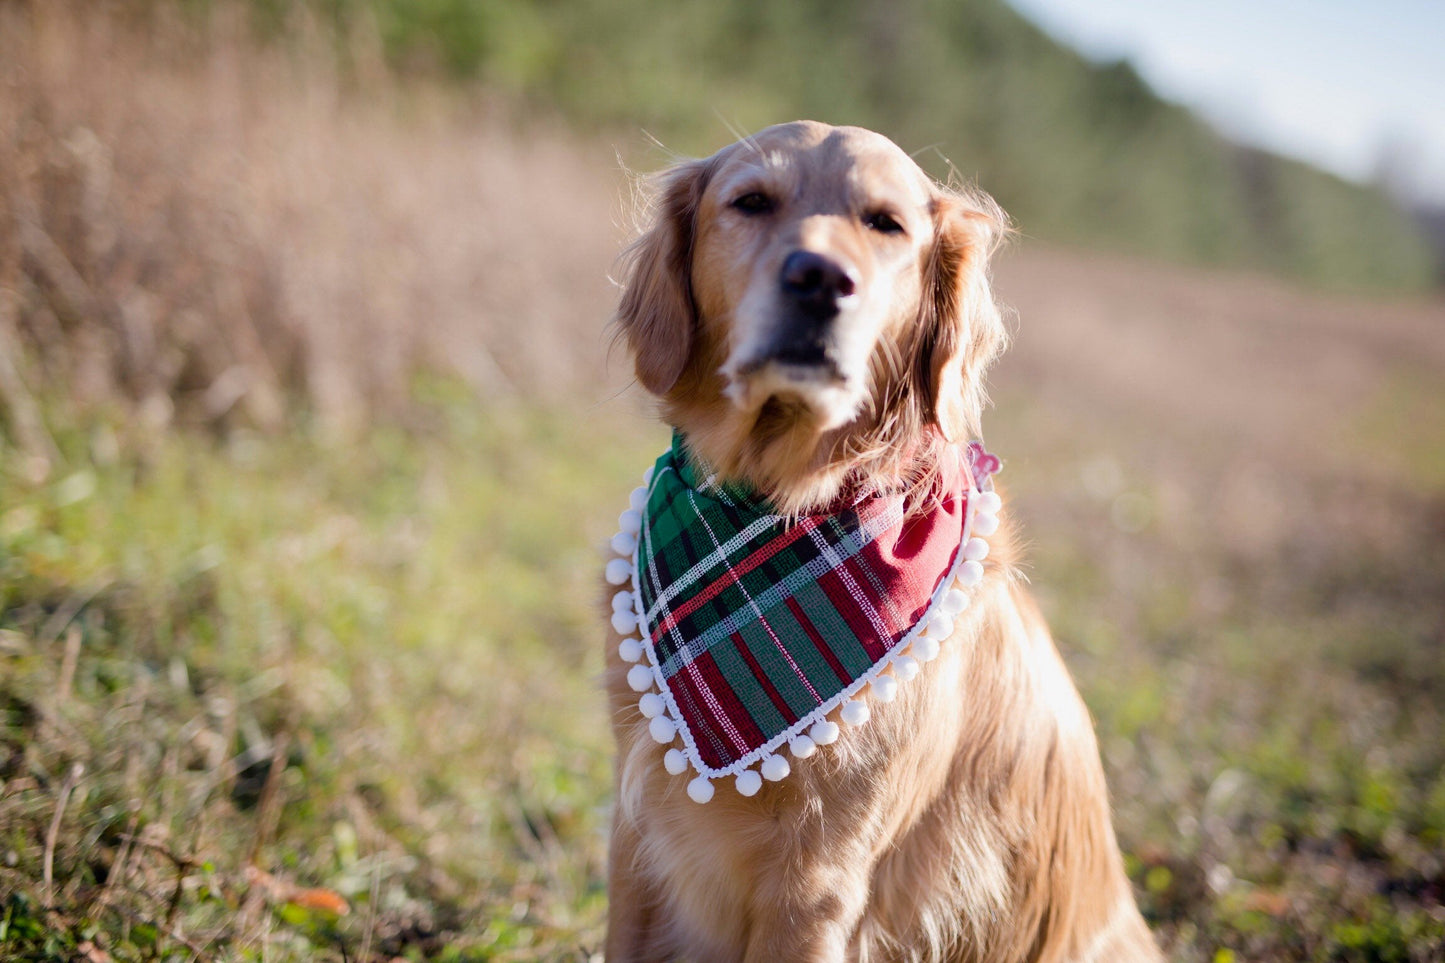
xmin=603 ymin=121 xmax=1160 ymax=963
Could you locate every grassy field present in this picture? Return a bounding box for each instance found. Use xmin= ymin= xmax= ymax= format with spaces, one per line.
xmin=988 ymin=248 xmax=1445 ymax=961
xmin=4 ymin=271 xmax=1443 ymax=962
xmin=0 ymin=390 xmax=668 ymax=961
xmin=3 ymin=4 xmax=1444 ymax=962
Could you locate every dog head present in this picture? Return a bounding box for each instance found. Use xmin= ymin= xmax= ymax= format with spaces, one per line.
xmin=616 ymin=121 xmax=1007 ymax=513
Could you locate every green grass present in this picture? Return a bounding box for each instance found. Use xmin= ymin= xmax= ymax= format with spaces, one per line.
xmin=0 ymin=386 xmax=666 ymax=961
xmin=985 ymin=371 xmax=1445 ymax=962
xmin=3 ymin=368 xmax=1444 ymax=960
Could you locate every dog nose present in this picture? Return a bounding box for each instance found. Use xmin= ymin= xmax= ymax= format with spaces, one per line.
xmin=780 ymin=251 xmax=855 ymax=317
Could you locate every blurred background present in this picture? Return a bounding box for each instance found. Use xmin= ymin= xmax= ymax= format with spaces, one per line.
xmin=0 ymin=1 xmax=1441 ymax=960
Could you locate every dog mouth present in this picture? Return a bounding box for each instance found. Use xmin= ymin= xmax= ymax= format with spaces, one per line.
xmin=734 ymin=346 xmax=845 ymax=382
xmin=722 ymin=351 xmax=860 ymax=431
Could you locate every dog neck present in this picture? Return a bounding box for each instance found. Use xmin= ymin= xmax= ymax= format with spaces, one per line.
xmin=660 ymin=383 xmax=948 ymax=518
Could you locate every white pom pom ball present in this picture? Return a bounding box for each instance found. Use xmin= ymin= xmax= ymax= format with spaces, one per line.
xmin=963 ymin=537 xmax=990 ymax=562
xmin=642 ymin=466 xmax=655 ymax=485
xmin=612 ymin=590 xmax=633 ymax=612
xmin=871 ymin=675 xmax=899 ymax=703
xmin=788 ymin=734 xmax=817 ymax=758
xmin=687 ymin=776 xmax=714 ymax=803
xmin=958 ymin=560 xmax=984 ymax=587
xmin=664 ymin=748 xmax=687 ymax=774
xmin=913 ymin=635 xmax=941 ymax=663
xmin=605 ymin=558 xmax=632 ymax=585
xmin=626 ymin=663 xmax=654 ymax=692
xmin=761 ymin=754 xmax=791 ymax=781
xmin=894 ymin=655 xmax=920 ymax=681
xmin=941 ymin=589 xmax=968 ymax=616
xmin=618 ymin=638 xmax=643 ymax=663
xmin=810 ymin=719 xmax=841 ymax=745
xmin=649 ymin=715 xmax=677 ymax=744
xmin=926 ymin=613 xmax=954 ymax=640
xmin=976 ymin=490 xmax=1002 ymax=514
xmin=629 ymin=486 xmax=649 ymax=512
xmin=638 ymin=692 xmax=665 ymax=718
xmin=618 ymin=508 xmax=642 ymax=535
xmin=972 ymin=512 xmax=999 ymax=536
xmin=611 ymin=609 xmax=638 ymax=635
xmin=840 ymin=700 xmax=870 ymax=726
xmin=610 ymin=531 xmax=638 ymax=557
xmin=735 ymin=770 xmax=763 ymax=797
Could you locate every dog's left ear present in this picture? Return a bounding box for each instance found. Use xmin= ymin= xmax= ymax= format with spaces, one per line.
xmin=919 ymin=191 xmax=1009 ymax=443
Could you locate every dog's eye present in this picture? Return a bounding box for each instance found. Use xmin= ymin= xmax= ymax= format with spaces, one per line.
xmin=864 ymin=211 xmax=906 ymax=235
xmin=730 ymin=192 xmax=775 ymax=215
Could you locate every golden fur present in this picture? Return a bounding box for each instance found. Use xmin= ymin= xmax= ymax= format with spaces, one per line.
xmin=605 ymin=121 xmax=1160 ymax=963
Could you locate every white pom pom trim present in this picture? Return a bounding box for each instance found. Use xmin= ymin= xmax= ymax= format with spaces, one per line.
xmin=735 ymin=770 xmax=763 ymax=797
xmin=840 ymin=700 xmax=870 ymax=726
xmin=912 ymin=635 xmax=941 ymax=663
xmin=649 ymin=715 xmax=677 ymax=744
xmin=926 ymin=613 xmax=954 ymax=640
xmin=788 ymin=734 xmax=817 ymax=758
xmin=810 ymin=719 xmax=841 ymax=745
xmin=629 ymin=486 xmax=649 ymax=512
xmin=626 ymin=664 xmax=654 ymax=693
xmin=605 ymin=558 xmax=632 ymax=585
xmin=870 ymin=675 xmax=899 ymax=703
xmin=761 ymin=754 xmax=791 ymax=781
xmin=941 ymin=589 xmax=968 ymax=616
xmin=687 ymin=776 xmax=714 ymax=803
xmin=608 ymin=453 xmax=1000 ymax=802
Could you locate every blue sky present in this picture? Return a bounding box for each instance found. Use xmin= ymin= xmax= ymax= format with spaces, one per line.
xmin=1003 ymin=0 xmax=1445 ymax=206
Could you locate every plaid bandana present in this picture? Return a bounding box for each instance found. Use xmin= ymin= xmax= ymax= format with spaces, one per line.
xmin=606 ymin=432 xmax=1002 ymax=803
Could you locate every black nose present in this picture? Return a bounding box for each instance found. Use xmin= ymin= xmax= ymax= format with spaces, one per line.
xmin=780 ymin=251 xmax=855 ymax=317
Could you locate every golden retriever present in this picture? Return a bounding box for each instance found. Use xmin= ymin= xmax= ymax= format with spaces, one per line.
xmin=604 ymin=121 xmax=1160 ymax=963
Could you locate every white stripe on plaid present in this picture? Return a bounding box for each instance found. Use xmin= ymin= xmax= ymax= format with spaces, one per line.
xmin=654 ymin=512 xmax=883 ymax=676
xmin=638 ymin=483 xmax=746 ymax=761
xmin=640 ymin=466 xmax=783 ymax=625
xmin=802 ymin=515 xmax=896 ymax=644
xmin=839 ymin=505 xmax=912 ymax=633
xmin=687 ymin=489 xmax=823 ymax=705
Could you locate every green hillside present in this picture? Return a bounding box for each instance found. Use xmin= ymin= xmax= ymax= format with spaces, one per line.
xmin=241 ymin=0 xmax=1436 ymax=292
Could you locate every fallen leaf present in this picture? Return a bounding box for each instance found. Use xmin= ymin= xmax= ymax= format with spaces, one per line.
xmin=287 ymin=887 xmax=351 ymax=916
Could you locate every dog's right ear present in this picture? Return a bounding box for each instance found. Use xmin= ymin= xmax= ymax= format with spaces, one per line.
xmin=614 ymin=159 xmax=713 ymax=396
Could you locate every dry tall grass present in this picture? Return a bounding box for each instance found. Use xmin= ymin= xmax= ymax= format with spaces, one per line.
xmin=0 ymin=0 xmax=625 ymax=452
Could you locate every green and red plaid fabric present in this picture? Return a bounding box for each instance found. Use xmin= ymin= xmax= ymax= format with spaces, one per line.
xmin=633 ymin=432 xmax=985 ymax=777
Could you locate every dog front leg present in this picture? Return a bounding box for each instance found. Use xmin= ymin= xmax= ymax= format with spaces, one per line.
xmin=743 ymin=873 xmax=870 ymax=963
xmin=605 ymin=818 xmax=669 ymax=963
